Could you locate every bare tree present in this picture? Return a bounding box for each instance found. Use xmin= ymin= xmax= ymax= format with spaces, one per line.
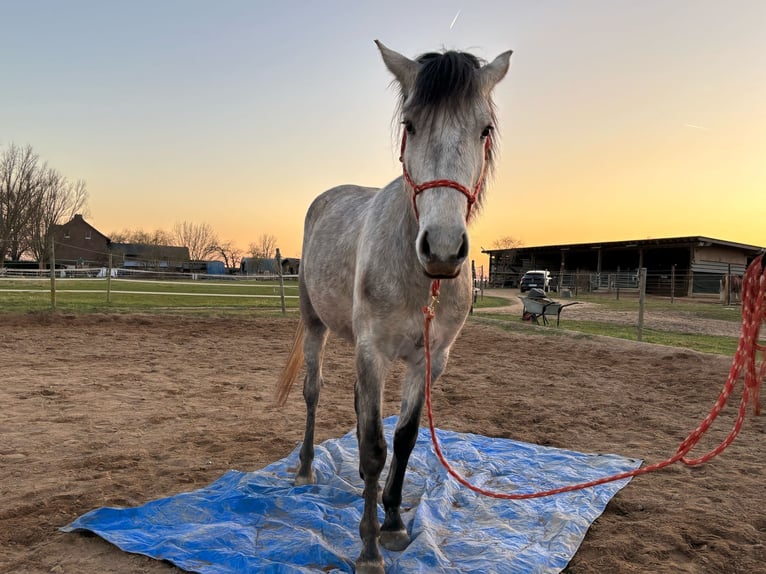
xmin=245 ymin=233 xmax=278 ymax=274
xmin=0 ymin=143 xmax=89 ymax=265
xmin=28 ymin=168 xmax=89 ymax=265
xmin=213 ymin=240 xmax=243 ymax=272
xmin=172 ymin=221 xmax=219 ymax=261
xmin=491 ymin=236 xmax=524 ymax=250
xmin=0 ymin=144 xmax=41 ymax=263
xmin=249 ymin=233 xmax=277 ymax=260
xmin=109 ymin=228 xmax=173 ymax=245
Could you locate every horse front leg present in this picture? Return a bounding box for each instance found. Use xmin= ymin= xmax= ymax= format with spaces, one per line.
xmin=380 ymin=350 xmax=448 ymax=551
xmin=354 ymin=343 xmax=389 ymax=574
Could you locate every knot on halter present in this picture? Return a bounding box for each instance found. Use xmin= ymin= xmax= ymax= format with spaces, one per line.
xmin=399 ymin=131 xmax=489 ymax=221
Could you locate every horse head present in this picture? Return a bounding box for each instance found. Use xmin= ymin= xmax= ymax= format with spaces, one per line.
xmin=376 ymin=41 xmax=512 ymax=278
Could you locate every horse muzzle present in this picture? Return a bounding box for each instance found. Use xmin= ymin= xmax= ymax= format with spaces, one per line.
xmin=416 ymin=229 xmax=469 ymax=279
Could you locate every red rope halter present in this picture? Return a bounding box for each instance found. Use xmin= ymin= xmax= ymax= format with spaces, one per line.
xmin=423 ymin=253 xmax=766 ymax=499
xmin=400 ymin=131 xmax=491 ymax=221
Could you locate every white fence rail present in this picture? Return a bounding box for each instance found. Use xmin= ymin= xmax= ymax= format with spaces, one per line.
xmin=0 ymin=269 xmax=300 ymax=311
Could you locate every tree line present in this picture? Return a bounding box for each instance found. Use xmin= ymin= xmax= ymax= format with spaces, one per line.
xmin=1 ymin=143 xmax=280 ymax=271
xmin=110 ymin=223 xmax=278 ymax=271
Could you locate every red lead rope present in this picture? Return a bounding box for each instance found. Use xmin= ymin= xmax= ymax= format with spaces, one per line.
xmin=423 ymin=253 xmax=766 ymax=499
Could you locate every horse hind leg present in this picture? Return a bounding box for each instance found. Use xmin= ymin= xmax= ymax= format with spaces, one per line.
xmin=296 ymin=310 xmax=329 ymax=486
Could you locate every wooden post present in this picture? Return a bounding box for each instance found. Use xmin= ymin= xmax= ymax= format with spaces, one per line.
xmin=637 ymin=267 xmax=647 ymax=341
xmin=574 ymin=268 xmax=579 ymax=297
xmin=670 ymin=264 xmax=676 ymax=304
xmin=470 ymin=260 xmax=476 ymax=315
xmin=276 ymin=248 xmax=286 ymax=315
xmin=558 ymin=259 xmax=565 ymax=294
xmin=49 ymin=239 xmax=56 ymax=310
xmin=107 ymin=253 xmax=113 ymax=304
xmin=726 ymin=263 xmax=732 ymax=306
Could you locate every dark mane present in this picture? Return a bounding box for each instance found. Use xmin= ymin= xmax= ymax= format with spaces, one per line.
xmin=408 ymin=51 xmax=484 ymax=115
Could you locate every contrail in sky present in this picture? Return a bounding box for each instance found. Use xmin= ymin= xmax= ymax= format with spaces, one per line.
xmin=684 ymin=123 xmax=709 ymax=131
xmin=450 ymin=9 xmax=461 ymax=30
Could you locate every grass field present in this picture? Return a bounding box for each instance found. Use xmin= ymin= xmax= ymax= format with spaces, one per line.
xmin=475 ymin=289 xmax=745 ymax=356
xmin=0 ymin=279 xmax=513 ymax=315
xmin=477 ymin=313 xmax=741 ymax=356
xmin=566 ymin=291 xmax=743 ymax=321
xmin=0 ymin=277 xmax=300 ymax=313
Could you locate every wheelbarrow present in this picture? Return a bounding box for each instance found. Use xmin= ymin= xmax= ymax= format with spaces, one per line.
xmin=521 ymin=295 xmax=579 ymax=326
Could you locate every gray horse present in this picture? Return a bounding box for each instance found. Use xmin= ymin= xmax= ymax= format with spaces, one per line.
xmin=276 ymin=40 xmax=511 ymax=573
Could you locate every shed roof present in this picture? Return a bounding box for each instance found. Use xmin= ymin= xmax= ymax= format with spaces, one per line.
xmin=483 ymin=236 xmax=765 ymax=255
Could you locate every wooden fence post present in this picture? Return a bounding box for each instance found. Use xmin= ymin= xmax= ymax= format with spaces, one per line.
xmin=49 ymin=240 xmax=56 ymax=310
xmin=726 ymin=263 xmax=732 ymax=306
xmin=107 ymin=253 xmax=113 ymax=304
xmin=637 ymin=267 xmax=647 ymax=341
xmin=276 ymin=248 xmax=286 ymax=315
xmin=470 ymin=260 xmax=476 ymax=315
xmin=671 ymin=264 xmax=676 ymax=304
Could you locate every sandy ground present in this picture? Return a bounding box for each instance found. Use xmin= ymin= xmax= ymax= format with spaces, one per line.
xmin=1 ymin=310 xmax=764 ymax=573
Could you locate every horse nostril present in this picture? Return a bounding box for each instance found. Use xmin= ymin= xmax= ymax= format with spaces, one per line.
xmin=419 ymin=231 xmax=432 ymax=259
xmin=456 ymin=233 xmax=468 ymax=261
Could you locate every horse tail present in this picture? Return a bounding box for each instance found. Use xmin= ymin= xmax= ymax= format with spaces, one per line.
xmin=275 ymin=321 xmax=305 ymax=406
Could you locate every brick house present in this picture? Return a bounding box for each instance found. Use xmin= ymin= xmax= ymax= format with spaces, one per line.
xmin=51 ymin=214 xmax=111 ymax=267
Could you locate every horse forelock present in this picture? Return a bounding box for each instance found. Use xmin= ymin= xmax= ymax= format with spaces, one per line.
xmin=412 ymin=51 xmax=483 ymax=112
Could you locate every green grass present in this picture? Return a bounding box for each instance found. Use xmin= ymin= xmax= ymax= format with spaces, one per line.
xmin=0 ymin=281 xmax=509 ymax=314
xmin=472 ymin=295 xmax=512 ymax=309
xmin=570 ymin=292 xmax=742 ymax=322
xmin=561 ymin=319 xmax=739 ymax=355
xmin=476 ymin=312 xmax=741 ymax=356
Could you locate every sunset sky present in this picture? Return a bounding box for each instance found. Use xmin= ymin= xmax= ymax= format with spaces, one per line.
xmin=2 ymin=1 xmax=764 ymax=266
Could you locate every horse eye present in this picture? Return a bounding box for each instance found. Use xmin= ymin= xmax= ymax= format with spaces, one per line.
xmin=403 ymin=120 xmax=416 ymax=135
xmin=481 ymin=125 xmax=494 ymax=139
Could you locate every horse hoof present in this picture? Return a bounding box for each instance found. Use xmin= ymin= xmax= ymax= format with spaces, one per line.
xmin=355 ymin=558 xmax=385 ymax=574
xmin=294 ymin=472 xmax=314 ymax=486
xmin=380 ymin=528 xmax=410 ymax=551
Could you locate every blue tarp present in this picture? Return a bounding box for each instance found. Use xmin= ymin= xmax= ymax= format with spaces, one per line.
xmin=63 ymin=417 xmax=642 ymax=573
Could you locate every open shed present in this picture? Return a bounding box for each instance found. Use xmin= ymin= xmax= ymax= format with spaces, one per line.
xmin=484 ymin=236 xmax=764 ymax=296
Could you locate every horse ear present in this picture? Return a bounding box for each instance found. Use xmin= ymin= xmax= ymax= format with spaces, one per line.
xmin=375 ymin=40 xmax=419 ymax=95
xmin=480 ymin=50 xmax=513 ymax=94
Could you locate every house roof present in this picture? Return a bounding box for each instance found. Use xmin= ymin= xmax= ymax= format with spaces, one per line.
xmin=52 ymin=214 xmax=110 ymax=242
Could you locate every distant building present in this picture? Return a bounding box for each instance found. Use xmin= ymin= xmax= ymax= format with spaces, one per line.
xmin=51 ymin=214 xmax=192 ymax=271
xmin=185 ymin=260 xmax=226 ymax=275
xmin=110 ymin=242 xmax=190 ymax=271
xmin=483 ymin=236 xmax=764 ymax=296
xmin=51 ymin=214 xmax=111 ymax=267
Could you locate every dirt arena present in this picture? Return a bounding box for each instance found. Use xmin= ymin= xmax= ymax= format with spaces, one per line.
xmin=1 ymin=311 xmax=763 ymax=573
